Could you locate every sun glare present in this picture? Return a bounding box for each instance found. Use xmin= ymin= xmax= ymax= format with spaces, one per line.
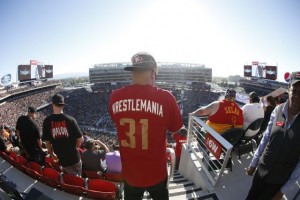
xmin=122 ymin=0 xmax=218 ymax=63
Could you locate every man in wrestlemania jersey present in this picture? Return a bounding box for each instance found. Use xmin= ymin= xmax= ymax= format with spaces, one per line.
xmin=109 ymin=52 xmax=183 ymax=200
xmin=191 ymin=89 xmax=244 ymax=134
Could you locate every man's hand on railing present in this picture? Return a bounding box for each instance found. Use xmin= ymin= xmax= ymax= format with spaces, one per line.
xmin=246 ymin=166 xmax=256 ymax=176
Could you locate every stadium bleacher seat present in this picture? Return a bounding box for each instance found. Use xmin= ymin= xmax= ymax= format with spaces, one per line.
xmin=25 ymin=162 xmax=44 ymax=181
xmin=82 ymin=169 xmax=104 ymax=179
xmin=61 ymin=173 xmax=86 ymax=196
xmin=8 ymin=152 xmax=17 ymax=161
xmin=86 ymin=179 xmax=116 ymax=200
xmin=42 ymin=167 xmax=62 ymax=188
xmin=0 ymin=151 xmax=14 ymax=165
xmin=15 ymin=155 xmax=28 ymax=172
xmin=45 ymin=156 xmax=62 ymax=172
xmin=104 ymin=172 xmax=123 ymax=183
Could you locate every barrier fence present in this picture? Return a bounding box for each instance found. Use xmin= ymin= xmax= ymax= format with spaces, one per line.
xmin=186 ymin=114 xmax=233 ymax=187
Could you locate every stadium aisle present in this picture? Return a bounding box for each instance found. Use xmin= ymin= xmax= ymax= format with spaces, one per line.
xmin=142 ymin=171 xmax=218 ymax=200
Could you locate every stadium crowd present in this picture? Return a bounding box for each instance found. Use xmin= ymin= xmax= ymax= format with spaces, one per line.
xmin=0 ymin=80 xmax=222 ymax=152
xmin=0 ymin=80 xmax=61 ymax=98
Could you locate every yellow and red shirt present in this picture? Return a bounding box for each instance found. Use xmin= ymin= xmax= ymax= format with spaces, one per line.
xmin=207 ymin=99 xmax=243 ymax=134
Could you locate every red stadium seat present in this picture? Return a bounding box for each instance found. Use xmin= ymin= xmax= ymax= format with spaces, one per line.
xmin=61 ymin=173 xmax=86 ymax=196
xmin=0 ymin=151 xmax=12 ymax=163
xmin=42 ymin=167 xmax=62 ymax=188
xmin=15 ymin=155 xmax=28 ymax=172
xmin=28 ymin=161 xmax=43 ymax=175
xmin=7 ymin=152 xmax=19 ymax=168
xmin=82 ymin=170 xmax=104 ymax=179
xmin=104 ymin=172 xmax=123 ymax=182
xmin=86 ymin=179 xmax=116 ymax=200
xmin=24 ymin=166 xmax=43 ymax=181
xmin=45 ymin=156 xmax=62 ymax=172
xmin=0 ymin=151 xmax=8 ymax=158
xmin=45 ymin=156 xmax=54 ymax=168
xmin=25 ymin=161 xmax=44 ymax=181
xmin=8 ymin=152 xmax=17 ymax=161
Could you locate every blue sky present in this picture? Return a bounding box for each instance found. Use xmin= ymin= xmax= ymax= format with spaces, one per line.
xmin=0 ymin=0 xmax=299 ymax=83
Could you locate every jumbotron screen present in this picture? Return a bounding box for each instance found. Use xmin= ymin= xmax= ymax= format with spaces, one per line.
xmin=18 ymin=64 xmax=53 ymax=81
xmin=18 ymin=65 xmax=31 ymax=81
xmin=243 ymin=65 xmax=277 ymax=80
xmin=265 ymin=66 xmax=277 ymax=80
xmin=244 ymin=65 xmax=252 ymax=77
xmin=44 ymin=65 xmax=53 ymax=78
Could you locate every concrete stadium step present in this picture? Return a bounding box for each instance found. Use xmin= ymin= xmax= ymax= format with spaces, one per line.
xmin=142 ymin=171 xmax=217 ymax=200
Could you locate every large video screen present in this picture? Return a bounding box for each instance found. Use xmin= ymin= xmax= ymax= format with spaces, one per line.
xmin=244 ymin=65 xmax=252 ymax=77
xmin=18 ymin=65 xmax=31 ymax=81
xmin=265 ymin=66 xmax=277 ymax=80
xmin=44 ymin=65 xmax=53 ymax=78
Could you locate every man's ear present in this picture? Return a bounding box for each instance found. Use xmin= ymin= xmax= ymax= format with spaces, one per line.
xmin=152 ymin=70 xmax=157 ymax=80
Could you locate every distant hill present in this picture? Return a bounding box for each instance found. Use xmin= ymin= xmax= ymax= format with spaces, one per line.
xmin=53 ymin=71 xmax=89 ymax=79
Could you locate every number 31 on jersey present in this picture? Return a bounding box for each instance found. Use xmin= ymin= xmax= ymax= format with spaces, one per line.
xmin=120 ymin=118 xmax=149 ymax=150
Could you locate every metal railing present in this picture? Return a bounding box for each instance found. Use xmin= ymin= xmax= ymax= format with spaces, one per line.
xmin=186 ymin=114 xmax=233 ymax=187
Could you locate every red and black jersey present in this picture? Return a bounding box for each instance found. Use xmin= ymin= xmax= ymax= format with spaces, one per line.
xmin=109 ymin=84 xmax=183 ymax=187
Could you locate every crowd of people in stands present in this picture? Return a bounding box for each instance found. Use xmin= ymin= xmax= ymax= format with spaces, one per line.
xmin=2 ymin=79 xmax=288 ymax=141
xmin=0 ymin=80 xmax=61 ymax=98
xmin=0 ymin=88 xmax=62 ymax=128
xmin=239 ymin=78 xmax=288 ymax=100
xmin=1 ymin=77 xmax=283 ymax=156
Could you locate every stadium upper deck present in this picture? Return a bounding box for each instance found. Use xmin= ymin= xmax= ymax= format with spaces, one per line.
xmin=89 ymin=62 xmax=212 ymax=84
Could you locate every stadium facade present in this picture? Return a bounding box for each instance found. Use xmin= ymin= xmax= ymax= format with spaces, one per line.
xmin=89 ymin=62 xmax=212 ymax=84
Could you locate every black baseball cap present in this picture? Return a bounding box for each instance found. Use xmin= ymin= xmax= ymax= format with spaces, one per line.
xmin=249 ymin=92 xmax=258 ymax=99
xmin=225 ymin=89 xmax=236 ymax=98
xmin=290 ymin=71 xmax=300 ymax=85
xmin=124 ymin=51 xmax=157 ymax=71
xmin=52 ymin=94 xmax=65 ymax=105
xmin=178 ymin=127 xmax=188 ymax=137
xmin=28 ymin=106 xmax=37 ymax=113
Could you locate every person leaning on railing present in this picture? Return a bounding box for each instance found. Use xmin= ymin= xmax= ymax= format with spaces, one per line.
xmin=191 ymin=89 xmax=244 ymax=134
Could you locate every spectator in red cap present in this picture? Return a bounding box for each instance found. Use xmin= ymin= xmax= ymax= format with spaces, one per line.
xmin=109 ymin=52 xmax=183 ymax=200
